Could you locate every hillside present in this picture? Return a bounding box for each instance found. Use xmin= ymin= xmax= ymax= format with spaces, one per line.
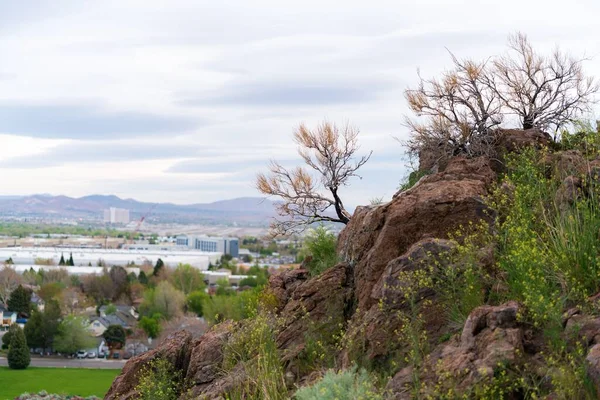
xmin=0 ymin=195 xmax=278 ymax=225
xmin=105 ymin=128 xmax=600 ymax=399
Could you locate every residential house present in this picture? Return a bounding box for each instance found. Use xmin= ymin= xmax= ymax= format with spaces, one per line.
xmin=30 ymin=293 xmax=45 ymax=311
xmin=99 ymin=305 xmax=139 ymax=319
xmin=88 ymin=313 xmax=133 ymax=337
xmin=1 ymin=311 xmax=17 ymax=329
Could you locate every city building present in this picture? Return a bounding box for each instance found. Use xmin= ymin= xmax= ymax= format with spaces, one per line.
xmin=176 ymin=235 xmax=239 ymax=257
xmin=0 ymin=247 xmax=221 ymax=270
xmin=103 ymin=207 xmax=130 ymax=224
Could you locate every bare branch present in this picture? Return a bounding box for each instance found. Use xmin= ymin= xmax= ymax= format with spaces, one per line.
xmin=256 ymin=121 xmax=371 ymax=236
xmin=492 ymin=32 xmax=599 ymax=132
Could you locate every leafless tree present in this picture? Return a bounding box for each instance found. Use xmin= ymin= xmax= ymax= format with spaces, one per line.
xmin=492 ymin=32 xmax=598 ymax=133
xmin=404 ymin=55 xmax=503 ymax=161
xmin=256 ymin=121 xmax=371 ymax=235
xmin=0 ymin=265 xmax=21 ymax=306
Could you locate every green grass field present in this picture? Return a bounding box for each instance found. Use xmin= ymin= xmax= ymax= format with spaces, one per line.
xmin=0 ymin=367 xmax=120 ymax=399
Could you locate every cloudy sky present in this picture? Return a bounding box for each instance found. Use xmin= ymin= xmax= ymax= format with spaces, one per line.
xmin=1 ymin=0 xmax=599 ymax=207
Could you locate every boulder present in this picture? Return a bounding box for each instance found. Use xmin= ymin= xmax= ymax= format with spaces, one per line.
xmin=105 ymin=330 xmax=192 ymax=400
xmin=555 ymin=175 xmax=584 ymax=211
xmin=386 ymin=302 xmax=527 ymax=399
xmin=495 ymin=128 xmax=552 ymax=154
xmin=587 ymin=344 xmax=600 ymax=390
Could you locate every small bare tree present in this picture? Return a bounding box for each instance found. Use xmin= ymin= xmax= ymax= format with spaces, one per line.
xmin=256 ymin=121 xmax=371 ymax=236
xmin=492 ymin=32 xmax=598 ymax=132
xmin=404 ymin=55 xmax=503 ymax=160
xmin=0 ymin=265 xmax=21 ymax=306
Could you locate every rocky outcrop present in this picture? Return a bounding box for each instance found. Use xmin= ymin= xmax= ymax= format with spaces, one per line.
xmin=105 ymin=330 xmax=192 ymax=400
xmin=276 ymin=263 xmax=354 ymax=373
xmin=339 ymin=156 xmax=495 ymax=311
xmin=335 ymin=156 xmax=496 ymax=367
xmin=184 ymin=321 xmax=237 ymax=399
xmin=495 ymin=128 xmax=551 ymax=154
xmin=268 ymin=268 xmax=310 ymax=311
xmin=387 ymin=302 xmax=530 ymax=399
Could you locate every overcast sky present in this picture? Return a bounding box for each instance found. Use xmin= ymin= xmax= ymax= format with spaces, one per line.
xmin=1 ymin=0 xmax=599 ymax=206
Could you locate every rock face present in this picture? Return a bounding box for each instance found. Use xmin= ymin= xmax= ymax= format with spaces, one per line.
xmin=339 ymin=156 xmax=495 ymax=312
xmin=335 ymin=156 xmax=496 ymax=367
xmin=276 ymin=263 xmax=354 ymax=368
xmin=108 ymin=131 xmax=568 ymax=398
xmin=105 ymin=330 xmax=192 ymax=400
xmin=387 ymin=302 xmax=528 ymax=399
xmin=184 ymin=321 xmax=240 ymax=399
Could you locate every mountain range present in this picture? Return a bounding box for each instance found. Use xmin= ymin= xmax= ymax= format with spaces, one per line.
xmin=0 ymin=194 xmax=278 ymax=226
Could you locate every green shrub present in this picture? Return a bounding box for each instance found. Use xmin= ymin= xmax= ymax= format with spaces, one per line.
xmin=186 ymin=290 xmax=210 ymax=317
xmin=7 ymin=324 xmax=30 ymax=369
xmin=399 ymin=169 xmax=431 ymax=192
xmin=135 ymin=358 xmax=181 ymax=400
xmin=490 ymin=149 xmax=564 ymax=335
xmin=294 ymin=367 xmax=382 ymax=400
xmin=224 ymin=312 xmax=287 ymax=400
xmin=202 ymin=288 xmax=261 ymax=325
xmin=2 ymin=323 xmax=20 ymax=349
xmin=301 ymin=226 xmax=338 ymax=276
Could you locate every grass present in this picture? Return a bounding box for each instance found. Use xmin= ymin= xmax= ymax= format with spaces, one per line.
xmin=0 ymin=367 xmax=119 ymax=399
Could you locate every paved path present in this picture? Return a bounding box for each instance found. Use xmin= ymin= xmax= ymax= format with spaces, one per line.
xmin=0 ymin=356 xmax=126 ymax=369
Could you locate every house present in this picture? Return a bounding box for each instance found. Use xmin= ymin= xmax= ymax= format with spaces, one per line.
xmin=88 ymin=318 xmax=110 ymax=337
xmin=31 ymin=293 xmax=45 ymax=312
xmin=1 ymin=311 xmax=17 ymax=329
xmin=99 ymin=305 xmax=139 ymax=319
xmin=88 ymin=313 xmax=133 ymax=337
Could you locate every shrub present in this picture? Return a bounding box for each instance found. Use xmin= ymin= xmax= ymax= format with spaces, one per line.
xmin=294 ymin=367 xmax=383 ymax=400
xmin=223 ymin=312 xmax=287 ymax=400
xmin=2 ymin=323 xmax=19 ymax=349
xmin=135 ymin=358 xmax=181 ymax=400
xmin=301 ymin=226 xmax=338 ymax=276
xmin=186 ymin=290 xmax=209 ymax=317
xmin=489 ymin=149 xmax=564 ymax=335
xmin=7 ymin=324 xmax=30 ymax=369
xmin=398 ymin=169 xmax=431 ymax=192
xmin=202 ymin=288 xmax=261 ymax=325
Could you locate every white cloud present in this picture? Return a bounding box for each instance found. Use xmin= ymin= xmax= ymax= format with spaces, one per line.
xmin=0 ymin=0 xmax=599 ymax=206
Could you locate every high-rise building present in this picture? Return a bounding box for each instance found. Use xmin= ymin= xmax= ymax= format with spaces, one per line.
xmin=103 ymin=207 xmax=130 ymax=224
xmin=176 ymin=235 xmax=239 ymax=257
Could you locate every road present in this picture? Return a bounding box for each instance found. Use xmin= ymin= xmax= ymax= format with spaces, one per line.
xmin=0 ymin=356 xmax=126 ymax=369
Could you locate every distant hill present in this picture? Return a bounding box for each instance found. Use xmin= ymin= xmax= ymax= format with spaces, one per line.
xmin=0 ymin=194 xmax=278 ymax=226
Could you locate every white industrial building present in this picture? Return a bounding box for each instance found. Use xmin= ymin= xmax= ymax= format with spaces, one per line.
xmin=0 ymin=247 xmax=220 ymax=270
xmin=103 ymin=207 xmax=130 ymax=224
xmin=176 ymin=235 xmax=239 ymax=257
xmin=9 ymin=264 xmax=141 ymax=276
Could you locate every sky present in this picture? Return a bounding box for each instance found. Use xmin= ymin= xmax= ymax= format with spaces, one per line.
xmin=1 ymin=0 xmax=599 ymax=207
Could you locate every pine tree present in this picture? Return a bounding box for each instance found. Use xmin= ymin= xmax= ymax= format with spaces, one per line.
xmin=138 ymin=271 xmax=148 ymax=285
xmin=7 ymin=285 xmax=32 ymax=317
xmin=7 ymin=324 xmax=30 ymax=369
xmin=68 ymin=253 xmax=74 ymax=266
xmin=59 ymin=254 xmax=66 ymax=266
xmin=153 ymin=258 xmax=164 ymax=276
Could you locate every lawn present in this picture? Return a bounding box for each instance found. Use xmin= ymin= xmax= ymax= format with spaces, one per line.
xmin=0 ymin=367 xmax=120 ymax=399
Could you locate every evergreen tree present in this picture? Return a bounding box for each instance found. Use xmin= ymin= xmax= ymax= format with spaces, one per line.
xmin=1 ymin=323 xmax=20 ymax=350
xmin=7 ymin=324 xmax=30 ymax=369
xmin=153 ymin=258 xmax=164 ymax=276
xmin=7 ymin=285 xmax=32 ymax=317
xmin=24 ymin=299 xmax=61 ymax=352
xmin=103 ymin=325 xmax=126 ymax=350
xmin=138 ymin=271 xmax=148 ymax=285
xmin=68 ymin=253 xmax=74 ymax=266
xmin=59 ymin=254 xmax=66 ymax=266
